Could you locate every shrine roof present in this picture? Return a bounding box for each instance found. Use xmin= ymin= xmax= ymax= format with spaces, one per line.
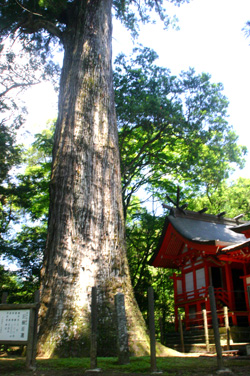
xmin=168 ymin=209 xmax=247 ymax=245
xmin=150 ymin=208 xmax=250 ymax=268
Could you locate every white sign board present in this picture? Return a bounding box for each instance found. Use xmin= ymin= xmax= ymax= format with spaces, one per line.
xmin=0 ymin=309 xmax=30 ymax=341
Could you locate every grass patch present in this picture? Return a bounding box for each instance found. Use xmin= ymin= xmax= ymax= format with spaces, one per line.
xmin=0 ymin=355 xmax=250 ymax=375
xmin=37 ymin=357 xmax=90 ymax=370
xmin=37 ymin=356 xmax=215 ymax=373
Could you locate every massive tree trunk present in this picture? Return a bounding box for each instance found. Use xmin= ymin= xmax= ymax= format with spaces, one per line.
xmin=38 ymin=0 xmax=149 ymax=357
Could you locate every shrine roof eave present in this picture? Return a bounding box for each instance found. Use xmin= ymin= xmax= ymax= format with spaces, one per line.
xmin=229 ymin=223 xmax=250 ymax=234
xmin=217 ymin=240 xmax=250 ymax=263
xmin=219 ymin=240 xmax=250 ymax=254
xmin=167 ymin=214 xmax=246 ymax=245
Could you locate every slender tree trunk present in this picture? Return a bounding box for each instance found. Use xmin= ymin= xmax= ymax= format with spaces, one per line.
xmin=38 ymin=0 xmax=149 ymax=357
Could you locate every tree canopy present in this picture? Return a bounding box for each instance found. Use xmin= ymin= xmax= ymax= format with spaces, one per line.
xmin=188 ymin=177 xmax=250 ymax=220
xmin=0 ymin=35 xmax=58 ymax=260
xmin=114 ymin=47 xmax=247 ymax=216
xmin=0 ymin=124 xmax=53 ymax=302
xmin=0 ymin=0 xmax=189 ymax=41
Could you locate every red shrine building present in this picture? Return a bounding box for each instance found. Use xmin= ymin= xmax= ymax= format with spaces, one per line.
xmin=150 ymin=207 xmax=250 ymax=331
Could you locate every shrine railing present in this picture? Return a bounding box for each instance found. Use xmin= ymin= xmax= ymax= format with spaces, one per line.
xmin=214 ymin=287 xmax=230 ymax=307
xmin=175 ymin=286 xmax=206 ymax=304
xmin=175 ymin=286 xmax=229 ymax=307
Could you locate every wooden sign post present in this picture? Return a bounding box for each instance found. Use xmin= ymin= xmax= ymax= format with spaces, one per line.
xmin=0 ymin=292 xmax=39 ymax=370
xmin=148 ymin=287 xmax=157 ymax=373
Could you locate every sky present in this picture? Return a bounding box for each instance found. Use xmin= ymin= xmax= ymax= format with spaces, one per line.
xmin=23 ymin=0 xmax=250 ymax=180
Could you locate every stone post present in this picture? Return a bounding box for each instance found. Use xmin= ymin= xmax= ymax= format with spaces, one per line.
xmin=115 ymin=293 xmax=129 ymax=365
xmin=148 ymin=287 xmax=157 ymax=373
xmin=209 ymin=286 xmax=224 ymax=370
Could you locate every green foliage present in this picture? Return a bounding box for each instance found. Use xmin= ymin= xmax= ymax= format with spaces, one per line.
xmin=14 ymin=125 xmax=54 ymax=221
xmin=0 ymin=35 xmax=58 ymax=246
xmin=0 ymin=0 xmax=189 ymax=45
xmin=0 ymin=123 xmax=54 ymax=302
xmin=0 ymin=123 xmax=21 ymax=185
xmin=126 ymin=206 xmax=175 ymax=339
xmin=115 ymin=48 xmax=246 ymax=215
xmin=5 ymin=225 xmax=46 ymax=281
xmin=188 ymin=178 xmax=250 ymax=220
xmin=0 ymin=266 xmax=20 ymax=297
xmin=0 ymin=113 xmax=23 ymax=244
xmin=0 ymin=262 xmax=39 ymax=304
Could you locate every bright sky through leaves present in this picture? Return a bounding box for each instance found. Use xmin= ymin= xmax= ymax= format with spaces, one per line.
xmin=23 ymin=0 xmax=250 ymax=178
xmin=113 ymin=0 xmax=250 ymax=179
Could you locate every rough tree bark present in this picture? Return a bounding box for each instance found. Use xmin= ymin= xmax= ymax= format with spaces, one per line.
xmin=38 ymin=0 xmax=149 ymax=357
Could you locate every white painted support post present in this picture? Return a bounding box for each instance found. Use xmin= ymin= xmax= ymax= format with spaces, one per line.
xmin=178 ymin=313 xmax=185 ymax=353
xmin=202 ymin=309 xmax=209 ymax=352
xmin=224 ymin=306 xmax=230 ymax=351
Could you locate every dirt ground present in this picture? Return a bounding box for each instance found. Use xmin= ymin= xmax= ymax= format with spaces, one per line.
xmin=1 ymin=369 xmax=250 ymax=376
xmin=1 ymin=362 xmax=250 ymax=376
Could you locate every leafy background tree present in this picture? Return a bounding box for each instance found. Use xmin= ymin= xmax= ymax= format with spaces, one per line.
xmin=0 ymin=34 xmax=58 ymax=242
xmin=0 ymin=36 xmax=58 ymax=303
xmin=114 ymin=47 xmax=246 ymax=216
xmin=188 ymin=177 xmax=250 ymax=220
xmin=0 ymin=124 xmax=53 ymax=302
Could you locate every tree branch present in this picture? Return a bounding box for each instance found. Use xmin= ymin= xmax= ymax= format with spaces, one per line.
xmin=16 ymin=16 xmax=63 ymax=41
xmin=0 ymin=81 xmax=39 ymax=98
xmin=15 ymin=0 xmax=43 ymax=17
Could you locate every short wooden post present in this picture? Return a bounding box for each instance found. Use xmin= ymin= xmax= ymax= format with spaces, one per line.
xmin=148 ymin=287 xmax=157 ymax=373
xmin=178 ymin=313 xmax=185 ymax=353
xmin=1 ymin=292 xmax=8 ymax=353
xmin=209 ymin=286 xmax=224 ymax=370
xmin=202 ymin=309 xmax=209 ymax=352
xmin=26 ymin=291 xmax=40 ymax=370
xmin=159 ymin=317 xmax=163 ymax=344
xmin=26 ymin=307 xmax=35 ymax=369
xmin=115 ymin=293 xmax=129 ymax=365
xmin=31 ymin=291 xmax=39 ymax=368
xmin=224 ymin=306 xmax=230 ymax=351
xmin=90 ymin=287 xmax=98 ymax=369
xmin=1 ymin=292 xmax=8 ymax=304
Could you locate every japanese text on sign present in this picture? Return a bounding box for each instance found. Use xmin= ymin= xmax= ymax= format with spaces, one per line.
xmin=0 ymin=309 xmax=30 ymax=341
